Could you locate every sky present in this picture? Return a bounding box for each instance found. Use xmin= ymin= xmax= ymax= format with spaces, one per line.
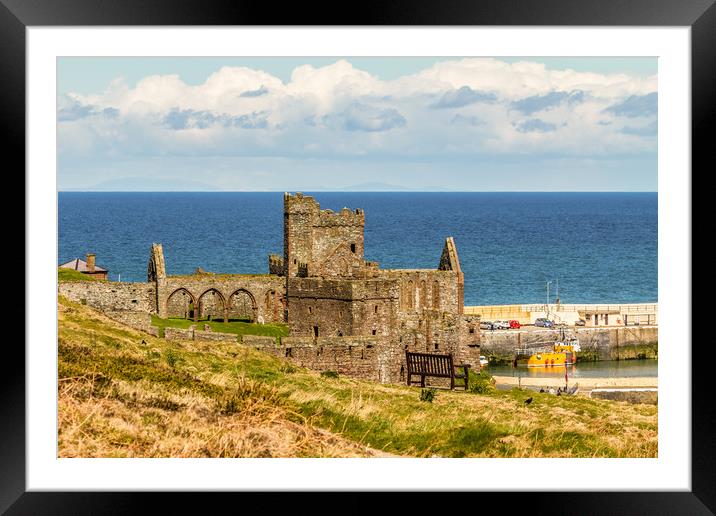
xmin=57 ymin=57 xmax=658 ymax=191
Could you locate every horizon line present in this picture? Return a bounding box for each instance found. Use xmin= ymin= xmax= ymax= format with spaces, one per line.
xmin=57 ymin=190 xmax=659 ymax=194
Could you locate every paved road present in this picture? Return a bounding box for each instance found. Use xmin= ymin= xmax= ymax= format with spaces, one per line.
xmin=482 ymin=324 xmax=657 ymax=334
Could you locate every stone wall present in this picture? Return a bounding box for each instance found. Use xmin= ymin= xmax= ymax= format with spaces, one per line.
xmin=59 ymin=281 xmax=156 ymax=313
xmin=310 ymin=210 xmax=365 ymax=278
xmin=246 ymin=335 xmax=396 ymax=382
xmin=104 ymin=310 xmax=153 ymax=332
xmin=164 ymin=327 xmax=195 ymax=341
xmin=194 ymin=330 xmax=238 ymax=342
xmin=458 ymin=315 xmax=482 ymax=368
xmin=378 ymin=269 xmax=461 ymax=315
xmin=465 ymin=302 xmax=658 ymax=326
xmin=480 ymin=326 xmax=658 ymax=363
xmin=62 ymin=193 xmax=478 ymax=388
xmin=283 ymin=192 xmax=366 ymax=279
xmin=268 ymin=254 xmax=284 ymax=275
xmin=163 ymin=326 xmax=237 ymax=342
xmin=243 ymin=333 xmax=478 ymax=385
xmin=284 ymin=192 xmax=316 ymax=278
xmin=287 ymin=277 xmax=399 ymax=338
xmin=349 ymin=286 xmax=397 ymax=338
xmin=242 ymin=335 xmax=277 ymax=347
xmin=158 ymin=274 xmax=285 ymax=323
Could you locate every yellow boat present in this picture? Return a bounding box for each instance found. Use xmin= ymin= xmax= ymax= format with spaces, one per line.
xmin=514 ymin=338 xmax=580 ymax=368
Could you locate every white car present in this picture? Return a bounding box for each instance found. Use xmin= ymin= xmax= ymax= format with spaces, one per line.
xmin=479 ymin=355 xmax=489 ymax=366
xmin=493 ymin=320 xmax=510 ymax=330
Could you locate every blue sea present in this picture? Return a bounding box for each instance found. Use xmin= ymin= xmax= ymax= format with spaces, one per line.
xmin=58 ymin=192 xmax=657 ymax=306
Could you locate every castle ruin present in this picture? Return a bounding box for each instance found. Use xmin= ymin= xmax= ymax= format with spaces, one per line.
xmin=60 ymin=192 xmax=481 ymax=384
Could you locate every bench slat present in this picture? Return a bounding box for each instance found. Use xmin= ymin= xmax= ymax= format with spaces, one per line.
xmin=405 ymin=351 xmax=469 ymax=390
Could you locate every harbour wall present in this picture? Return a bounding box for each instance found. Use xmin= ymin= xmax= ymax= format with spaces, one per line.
xmin=480 ymin=326 xmax=658 ymax=363
xmin=465 ymin=303 xmax=658 ymax=327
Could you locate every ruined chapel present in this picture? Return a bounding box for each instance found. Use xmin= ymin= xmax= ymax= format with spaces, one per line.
xmin=62 ymin=192 xmax=481 ymax=384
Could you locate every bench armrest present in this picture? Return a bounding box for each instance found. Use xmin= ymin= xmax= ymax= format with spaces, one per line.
xmin=453 ymin=364 xmax=470 ymax=377
xmin=454 ymin=364 xmax=470 ymax=390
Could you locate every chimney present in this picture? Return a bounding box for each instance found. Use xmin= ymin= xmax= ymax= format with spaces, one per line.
xmin=86 ymin=253 xmax=96 ymax=273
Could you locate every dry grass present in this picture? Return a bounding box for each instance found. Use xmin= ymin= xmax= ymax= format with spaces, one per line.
xmin=57 ymin=296 xmax=657 ymax=458
xmin=58 ymin=298 xmax=387 ymax=458
xmin=58 ymin=374 xmax=383 ymax=457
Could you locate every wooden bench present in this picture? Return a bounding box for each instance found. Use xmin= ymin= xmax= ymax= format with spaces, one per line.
xmin=405 ymin=351 xmax=470 ymax=390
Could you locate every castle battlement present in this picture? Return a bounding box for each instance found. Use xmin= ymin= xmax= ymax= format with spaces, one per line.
xmin=316 ymin=207 xmax=365 ymax=227
xmin=284 ymin=192 xmax=319 ymax=214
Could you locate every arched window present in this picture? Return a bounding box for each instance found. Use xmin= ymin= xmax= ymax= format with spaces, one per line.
xmin=228 ymin=289 xmax=257 ymax=322
xmin=198 ymin=289 xmax=226 ymax=321
xmin=166 ymin=288 xmax=196 ymax=320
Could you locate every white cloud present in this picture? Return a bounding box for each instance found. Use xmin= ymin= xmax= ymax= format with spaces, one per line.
xmin=58 ymin=58 xmax=658 ymax=164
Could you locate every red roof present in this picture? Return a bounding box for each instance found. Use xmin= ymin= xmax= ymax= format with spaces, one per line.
xmin=59 ymin=258 xmax=108 ymax=273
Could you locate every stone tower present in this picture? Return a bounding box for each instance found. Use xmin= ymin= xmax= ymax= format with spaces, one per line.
xmin=147 ymin=243 xmax=166 ymax=282
xmin=283 ymin=192 xmax=365 ymax=278
xmin=438 ymin=237 xmax=465 ymax=315
xmin=147 ymin=243 xmax=167 ymax=317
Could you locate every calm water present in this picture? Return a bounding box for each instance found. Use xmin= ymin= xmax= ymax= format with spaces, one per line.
xmin=487 ymin=359 xmax=658 ymax=378
xmin=58 ymin=192 xmax=657 ymax=306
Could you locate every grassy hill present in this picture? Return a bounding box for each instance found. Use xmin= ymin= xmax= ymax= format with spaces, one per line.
xmin=57 ymin=296 xmax=657 ymax=458
xmin=58 ymin=267 xmax=102 ymax=282
xmin=151 ymin=314 xmax=288 ymax=342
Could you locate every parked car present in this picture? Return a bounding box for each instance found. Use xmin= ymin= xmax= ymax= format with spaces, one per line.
xmin=480 ymin=321 xmax=495 ymax=330
xmin=509 ymin=320 xmax=521 ymax=329
xmin=493 ymin=320 xmax=510 ymax=330
xmin=534 ymin=318 xmax=554 ymax=328
xmin=479 ymin=355 xmax=489 ymax=366
xmin=575 ymin=319 xmax=586 ymax=326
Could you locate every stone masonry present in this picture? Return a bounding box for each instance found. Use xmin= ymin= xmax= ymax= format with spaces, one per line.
xmin=59 ymin=192 xmax=480 ymax=384
xmin=280 ymin=193 xmax=480 ymax=382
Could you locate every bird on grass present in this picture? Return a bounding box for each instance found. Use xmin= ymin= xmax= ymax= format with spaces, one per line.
xmin=524 ymin=397 xmax=533 ymax=406
xmin=539 ymin=388 xmax=545 ymax=393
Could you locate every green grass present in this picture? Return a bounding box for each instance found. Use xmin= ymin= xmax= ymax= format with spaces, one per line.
xmin=58 ymin=297 xmax=658 ymax=458
xmin=58 ymin=267 xmax=101 ymax=282
xmin=468 ymin=370 xmax=496 ymax=394
xmin=151 ymin=314 xmax=288 ymax=341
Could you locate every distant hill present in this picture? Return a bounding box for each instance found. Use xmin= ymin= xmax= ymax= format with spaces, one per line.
xmin=64 ymin=176 xmax=222 ymax=192
xmin=337 ymin=182 xmax=449 ymax=191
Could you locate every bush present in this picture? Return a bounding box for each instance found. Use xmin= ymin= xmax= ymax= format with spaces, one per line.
xmin=420 ymin=388 xmax=437 ymax=403
xmin=320 ymin=370 xmax=339 ymax=379
xmin=469 ymin=370 xmax=496 ymax=394
xmin=165 ymin=348 xmax=179 ymax=369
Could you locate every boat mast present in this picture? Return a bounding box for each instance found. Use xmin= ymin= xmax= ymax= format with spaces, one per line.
xmin=555 ymin=277 xmax=560 ymax=306
xmin=545 ymin=280 xmax=551 ymax=320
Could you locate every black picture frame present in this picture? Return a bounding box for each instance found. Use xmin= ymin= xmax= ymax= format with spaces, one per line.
xmin=6 ymin=0 xmax=711 ymax=512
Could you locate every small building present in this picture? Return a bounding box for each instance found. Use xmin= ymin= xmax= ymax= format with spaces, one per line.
xmin=578 ymin=309 xmax=621 ymax=327
xmin=59 ymin=253 xmax=109 ymax=280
